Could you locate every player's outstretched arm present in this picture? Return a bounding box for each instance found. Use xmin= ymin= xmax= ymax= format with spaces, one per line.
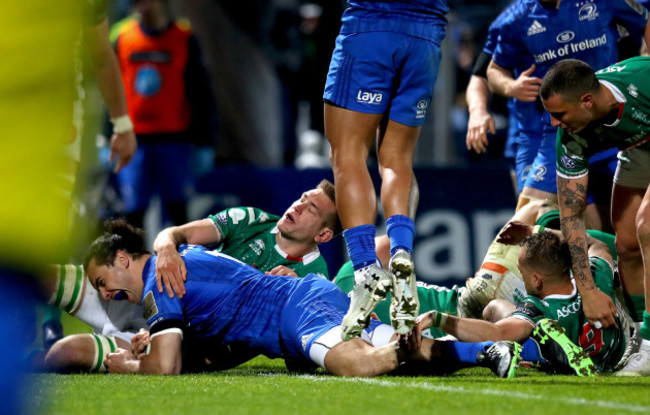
xmin=412 ymin=311 xmax=532 ymax=345
xmin=466 ymin=75 xmax=495 ymax=154
xmin=153 ymin=219 xmax=221 ymax=298
xmin=557 ymin=176 xmax=617 ymax=328
xmin=106 ymin=331 xmax=182 ymax=375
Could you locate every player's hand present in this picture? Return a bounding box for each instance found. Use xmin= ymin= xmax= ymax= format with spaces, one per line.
xmin=131 ymin=328 xmax=151 ymax=360
xmin=105 ymin=348 xmax=138 ymax=374
xmin=582 ymin=288 xmax=618 ymax=329
xmin=155 ymin=246 xmax=187 ymax=298
xmin=407 ymin=311 xmax=435 ymax=350
xmin=466 ymin=108 xmax=496 ymax=154
xmin=509 ymin=64 xmax=542 ymax=102
xmin=496 ymin=220 xmax=533 ymax=245
xmin=109 ymin=130 xmax=137 ymax=173
xmin=266 ymin=265 xmax=298 ymax=278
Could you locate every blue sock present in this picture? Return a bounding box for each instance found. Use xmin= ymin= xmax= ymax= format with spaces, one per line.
xmin=444 ymin=341 xmax=494 ymax=364
xmin=343 ymin=225 xmax=377 ymax=271
xmin=521 ymin=338 xmax=546 ymax=363
xmin=386 ymin=215 xmax=415 ymax=255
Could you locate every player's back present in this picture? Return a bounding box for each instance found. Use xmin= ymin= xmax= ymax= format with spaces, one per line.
xmin=142 ymin=245 xmax=302 ymax=358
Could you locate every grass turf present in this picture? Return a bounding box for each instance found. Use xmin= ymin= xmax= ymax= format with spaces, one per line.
xmin=30 ymin=314 xmax=650 ymax=415
xmin=31 ymin=356 xmax=650 ymax=415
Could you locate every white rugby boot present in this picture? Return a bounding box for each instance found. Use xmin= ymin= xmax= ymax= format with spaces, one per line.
xmin=389 ymin=249 xmax=419 ymax=335
xmin=340 ymin=262 xmax=392 ymax=341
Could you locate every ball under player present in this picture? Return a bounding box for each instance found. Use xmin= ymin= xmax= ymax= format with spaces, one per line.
xmin=414 ymin=228 xmax=625 ymax=375
xmin=541 ymin=57 xmax=650 ymax=375
xmin=88 ymin=220 xmax=523 ymax=378
xmin=487 ymin=0 xmax=650 ymax=213
xmin=39 ymin=181 xmax=340 ymax=373
xmin=323 ymin=0 xmax=450 ymax=340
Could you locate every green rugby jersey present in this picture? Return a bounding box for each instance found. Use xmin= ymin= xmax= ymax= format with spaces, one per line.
xmin=207 ymin=207 xmax=329 ymax=279
xmin=334 ymin=261 xmax=459 ymax=338
xmin=556 ymin=56 xmax=650 ymax=179
xmin=512 ymin=257 xmax=625 ymax=372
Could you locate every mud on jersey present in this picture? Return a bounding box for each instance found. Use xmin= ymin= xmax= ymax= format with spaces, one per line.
xmin=512 ymin=256 xmax=625 ymax=372
xmin=557 ymin=57 xmax=650 ymax=179
xmin=208 ymin=207 xmax=329 ymax=279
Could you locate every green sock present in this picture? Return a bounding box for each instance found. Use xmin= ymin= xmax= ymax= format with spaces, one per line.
xmin=640 ymin=311 xmax=650 ymax=341
xmin=627 ymin=295 xmax=646 ymax=322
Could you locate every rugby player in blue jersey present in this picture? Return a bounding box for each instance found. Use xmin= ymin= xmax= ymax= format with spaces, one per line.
xmin=487 ymin=0 xmax=650 ymax=213
xmin=323 ymin=0 xmax=450 ymax=342
xmin=85 ymin=219 xmax=522 ymax=377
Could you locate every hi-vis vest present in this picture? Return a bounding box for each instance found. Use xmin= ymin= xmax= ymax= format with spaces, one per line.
xmin=115 ymin=20 xmax=192 ymax=135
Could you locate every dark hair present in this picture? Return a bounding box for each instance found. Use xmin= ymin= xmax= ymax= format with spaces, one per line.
xmin=540 ymin=59 xmax=600 ymax=102
xmin=316 ymin=179 xmax=342 ymax=236
xmin=83 ymin=218 xmax=151 ymax=270
xmin=521 ymin=232 xmax=571 ymax=278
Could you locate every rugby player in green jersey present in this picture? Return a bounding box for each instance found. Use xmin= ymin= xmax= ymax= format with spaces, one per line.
xmin=541 ymin=58 xmax=650 ymax=375
xmin=154 ymin=179 xmax=340 ymax=297
xmin=413 ymin=226 xmax=623 ymax=375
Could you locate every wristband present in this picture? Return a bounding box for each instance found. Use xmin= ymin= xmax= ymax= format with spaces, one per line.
xmin=430 ymin=310 xmax=449 ymax=328
xmin=532 ymin=225 xmax=546 ymax=234
xmin=110 ymin=114 xmax=134 ymax=134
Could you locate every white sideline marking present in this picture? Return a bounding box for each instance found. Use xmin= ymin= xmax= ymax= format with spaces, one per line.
xmin=296 ymin=375 xmax=650 ymax=413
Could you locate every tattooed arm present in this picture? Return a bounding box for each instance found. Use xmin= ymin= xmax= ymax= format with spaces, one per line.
xmin=557 ymin=175 xmax=618 ymax=328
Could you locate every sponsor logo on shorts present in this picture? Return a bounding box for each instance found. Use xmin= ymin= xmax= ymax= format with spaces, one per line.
xmin=416 ymin=99 xmax=429 ymax=119
xmin=301 ymin=333 xmax=313 ymax=351
xmin=560 ymin=155 xmax=577 ymax=169
xmin=578 ymin=3 xmax=599 ymax=21
xmin=356 ymin=90 xmax=383 ymax=105
xmin=556 ymin=31 xmax=575 ymax=43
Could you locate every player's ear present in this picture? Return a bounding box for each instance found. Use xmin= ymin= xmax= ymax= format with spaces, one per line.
xmin=579 ymin=92 xmax=593 ymax=108
xmin=532 ymin=272 xmax=543 ymax=290
xmin=316 ymin=227 xmax=333 ymax=244
xmin=116 ymin=250 xmax=130 ymax=268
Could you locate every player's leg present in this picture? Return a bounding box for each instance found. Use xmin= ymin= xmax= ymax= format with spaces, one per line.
xmin=611 ymin=148 xmax=650 ymax=375
xmin=323 ymin=32 xmax=396 ymax=340
xmin=42 ymin=334 xmax=128 ymax=373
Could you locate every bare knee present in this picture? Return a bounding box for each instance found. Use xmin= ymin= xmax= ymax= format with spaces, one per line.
xmin=44 ymin=334 xmax=95 ymax=373
xmin=483 ymin=299 xmax=515 ymax=323
xmin=636 ymin=209 xmax=650 ymax=246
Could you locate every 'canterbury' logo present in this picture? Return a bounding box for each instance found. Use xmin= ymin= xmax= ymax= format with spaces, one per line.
xmin=357 ymin=90 xmax=383 ymax=104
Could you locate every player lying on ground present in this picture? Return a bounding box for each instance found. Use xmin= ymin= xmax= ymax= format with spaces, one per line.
xmin=86 ymin=219 xmax=523 ymax=377
xmin=37 ymin=181 xmax=340 ymax=373
xmin=413 ymin=227 xmax=628 ymax=375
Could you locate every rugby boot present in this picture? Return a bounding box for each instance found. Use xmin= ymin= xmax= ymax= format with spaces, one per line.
xmin=341 ymin=262 xmax=392 ymax=341
xmin=389 ymin=249 xmax=419 ymax=335
xmin=532 ymin=318 xmax=596 ymax=376
xmin=477 ymin=341 xmax=521 ymax=378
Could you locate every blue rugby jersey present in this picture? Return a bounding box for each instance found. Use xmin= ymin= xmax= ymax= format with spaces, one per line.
xmin=340 ymin=0 xmax=449 ymax=43
xmin=493 ymin=0 xmax=648 ymax=136
xmin=141 ymin=244 xmax=301 ymax=358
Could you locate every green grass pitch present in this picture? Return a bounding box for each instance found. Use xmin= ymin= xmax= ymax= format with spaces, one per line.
xmin=29 ymin=315 xmax=650 ymax=415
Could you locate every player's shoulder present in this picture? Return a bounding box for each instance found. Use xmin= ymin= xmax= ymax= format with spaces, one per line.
xmin=214 ymin=207 xmax=279 ymax=226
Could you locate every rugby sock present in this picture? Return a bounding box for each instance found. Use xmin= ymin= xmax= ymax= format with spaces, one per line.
xmin=444 ymin=341 xmax=494 ymax=364
xmin=343 ymin=225 xmax=377 ymax=271
xmin=386 ymin=215 xmax=415 ymax=255
xmin=626 ymin=295 xmax=646 ymax=322
xmin=640 ymin=312 xmax=650 ymax=341
xmin=48 ymin=264 xmax=85 ymax=313
xmin=520 ymin=338 xmax=545 ymax=363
